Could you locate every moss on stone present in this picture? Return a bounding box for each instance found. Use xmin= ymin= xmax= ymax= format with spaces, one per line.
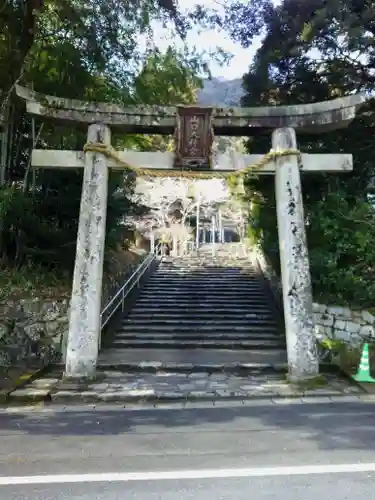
xmin=288 ymin=374 xmax=327 ymax=390
xmin=0 ymin=266 xmax=71 ymax=301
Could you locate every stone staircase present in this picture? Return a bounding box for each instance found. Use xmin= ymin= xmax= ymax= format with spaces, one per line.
xmin=10 ymin=243 xmax=362 ymax=404
xmin=99 ymin=244 xmax=287 ymax=374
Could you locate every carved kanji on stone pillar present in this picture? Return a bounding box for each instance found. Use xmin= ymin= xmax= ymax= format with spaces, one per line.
xmin=174 ymin=106 xmax=214 ymax=169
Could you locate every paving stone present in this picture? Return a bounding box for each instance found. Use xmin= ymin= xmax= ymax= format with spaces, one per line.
xmin=156 ymin=391 xmax=186 ymax=399
xmin=213 ymin=390 xmax=231 ymax=396
xmin=4 ymin=365 xmax=366 ymax=405
xmin=330 ymin=395 xmax=361 ymax=402
xmin=127 ymin=389 xmax=156 ymax=397
xmin=51 ymin=391 xmax=81 ymax=401
xmin=31 ymin=378 xmax=60 ymax=387
xmin=99 ymin=392 xmax=135 ymax=402
xmin=57 ymin=382 xmax=87 ymax=391
xmin=89 ymin=383 xmax=109 ymax=391
xmin=357 ymin=394 xmax=375 ymax=402
xmin=80 ymin=391 xmax=101 ymax=401
xmin=342 ymin=385 xmax=363 ymax=394
xmin=239 ymin=384 xmax=261 ymax=391
xmin=209 ymin=374 xmax=229 ymax=381
xmin=302 ymin=388 xmax=342 ymax=396
xmin=188 ymin=391 xmax=216 ymax=399
xmin=231 ymin=391 xmax=249 ymax=398
xmin=139 ymin=362 xmax=163 ymax=369
xmin=208 ymin=383 xmax=231 ymax=390
xmin=10 ymin=388 xmax=50 ymax=400
xmin=272 ymin=397 xmax=303 ymax=404
xmin=300 ymin=396 xmax=335 ymax=404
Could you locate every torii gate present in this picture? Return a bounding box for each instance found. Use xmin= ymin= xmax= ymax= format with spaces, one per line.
xmin=15 ymin=84 xmax=369 ymax=382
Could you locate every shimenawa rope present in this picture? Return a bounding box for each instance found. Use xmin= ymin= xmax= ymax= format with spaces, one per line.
xmin=83 ymin=143 xmax=301 ymax=179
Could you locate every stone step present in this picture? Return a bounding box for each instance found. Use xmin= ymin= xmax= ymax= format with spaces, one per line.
xmin=145 ymin=281 xmax=262 ymax=286
xmin=142 ymin=286 xmax=267 ymax=299
xmin=153 ymin=278 xmax=258 ymax=282
xmin=140 ymin=290 xmax=268 ymax=297
xmin=98 ymin=347 xmax=287 ymax=370
xmin=113 ymin=331 xmax=281 ymax=340
xmin=150 ymin=274 xmax=258 ymax=278
xmin=45 ymin=372 xmax=298 ymax=404
xmin=154 ymin=273 xmax=256 ymax=278
xmin=146 ymin=282 xmax=261 ymax=288
xmin=156 ymin=266 xmax=255 ymax=270
xmin=159 ymin=262 xmax=253 ymax=265
xmin=158 ymin=263 xmax=253 ymax=266
xmin=121 ymin=318 xmax=277 ymax=326
xmin=13 ymin=371 xmax=358 ymax=406
xmin=106 ymin=338 xmax=285 ymax=349
xmin=155 ymin=271 xmax=256 ymax=276
xmin=137 ymin=288 xmax=268 ymax=301
xmin=140 ymin=288 xmax=266 ymax=294
xmin=137 ymin=294 xmax=268 ymax=301
xmin=118 ymin=324 xmax=278 ymax=333
xmin=155 ymin=269 xmax=256 ymax=274
xmin=130 ymin=306 xmax=273 ymax=314
xmin=133 ymin=299 xmax=271 ymax=306
xmin=123 ymin=311 xmax=277 ymax=325
xmin=143 ymin=283 xmax=264 ymax=288
xmin=142 ymin=290 xmax=264 ymax=296
xmin=137 ymin=294 xmax=269 ymax=309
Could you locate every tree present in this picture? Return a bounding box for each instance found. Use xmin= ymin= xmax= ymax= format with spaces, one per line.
xmin=219 ymin=197 xmax=247 ymax=240
xmin=0 ymin=0 xmax=187 ymax=111
xmin=128 ymin=47 xmax=205 ymax=153
xmin=0 ymin=0 xmax=221 ymax=276
xmin=131 ymin=177 xmax=230 ymax=252
xmin=227 ymin=0 xmax=375 ymax=307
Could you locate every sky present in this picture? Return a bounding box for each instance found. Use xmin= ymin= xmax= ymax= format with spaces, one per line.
xmin=179 ymin=0 xmax=261 ymax=79
xmin=148 ymin=0 xmax=267 ymax=80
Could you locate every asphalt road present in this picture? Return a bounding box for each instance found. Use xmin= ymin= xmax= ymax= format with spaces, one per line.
xmin=1 ymin=400 xmax=375 ymax=499
xmin=1 ymin=472 xmax=375 ymax=500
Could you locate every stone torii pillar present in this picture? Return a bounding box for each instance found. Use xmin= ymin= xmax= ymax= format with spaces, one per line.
xmin=273 ymin=128 xmax=317 ymax=381
xmin=65 ymin=123 xmax=110 ymax=378
xmin=15 ymin=84 xmax=369 ymax=381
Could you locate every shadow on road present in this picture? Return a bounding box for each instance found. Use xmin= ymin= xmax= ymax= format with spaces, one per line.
xmin=0 ymin=401 xmax=374 ymax=453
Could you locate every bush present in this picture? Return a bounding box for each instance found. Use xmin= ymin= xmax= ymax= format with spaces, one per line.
xmin=248 ymin=185 xmax=375 ymax=308
xmin=307 ymin=192 xmax=375 ymax=307
xmin=0 ymin=170 xmax=138 ymax=277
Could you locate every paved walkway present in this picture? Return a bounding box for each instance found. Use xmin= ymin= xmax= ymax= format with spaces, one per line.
xmin=5 ymin=369 xmax=365 ymax=405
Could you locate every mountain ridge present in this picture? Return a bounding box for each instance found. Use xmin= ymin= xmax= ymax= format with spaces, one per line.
xmin=197 ymin=77 xmax=244 ymax=107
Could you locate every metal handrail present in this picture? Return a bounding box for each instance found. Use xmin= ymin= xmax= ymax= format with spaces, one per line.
xmin=99 ymin=244 xmax=162 ymax=347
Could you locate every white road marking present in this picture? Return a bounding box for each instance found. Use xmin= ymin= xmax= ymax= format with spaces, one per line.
xmin=0 ymin=463 xmax=375 ymax=486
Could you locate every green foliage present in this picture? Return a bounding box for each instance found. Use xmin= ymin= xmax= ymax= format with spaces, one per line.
xmin=134 ymin=47 xmax=204 ymax=106
xmin=230 ymin=0 xmax=375 ymax=308
xmin=248 ymin=187 xmax=375 ymax=307
xmin=0 ymin=0 xmax=221 ymax=293
xmin=129 ymin=47 xmax=204 ymax=152
xmin=0 ymin=173 xmax=136 ymax=274
xmin=307 ymin=192 xmax=375 ymax=307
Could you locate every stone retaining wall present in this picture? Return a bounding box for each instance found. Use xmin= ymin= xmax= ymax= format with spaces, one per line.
xmin=0 ymin=249 xmax=148 ymax=368
xmin=313 ymin=303 xmax=374 ymax=345
xmin=0 ymin=298 xmax=69 ymax=368
xmin=251 ymin=244 xmax=374 ymax=345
